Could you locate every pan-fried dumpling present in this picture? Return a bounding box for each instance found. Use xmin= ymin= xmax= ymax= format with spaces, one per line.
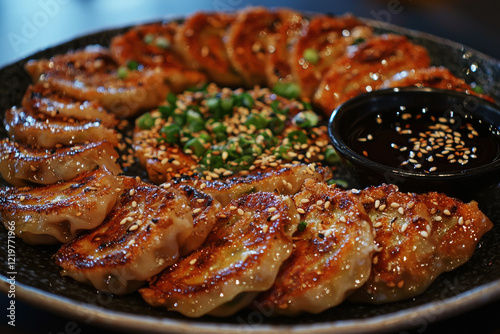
xmin=0 ymin=167 xmax=123 ymax=244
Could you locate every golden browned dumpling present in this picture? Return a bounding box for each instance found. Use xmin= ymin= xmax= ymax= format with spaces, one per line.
xmin=0 ymin=140 xmax=121 ymax=186
xmin=0 ymin=168 xmax=123 ymax=244
xmin=313 ymin=34 xmax=430 ymax=115
xmin=349 ymin=184 xmax=493 ymax=303
xmin=54 ymin=177 xmax=194 ymax=295
xmin=255 ymin=179 xmax=376 ymax=315
xmin=140 ymin=192 xmax=299 ymax=317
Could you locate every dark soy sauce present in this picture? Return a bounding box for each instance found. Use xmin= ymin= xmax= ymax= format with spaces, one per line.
xmin=350 ymin=106 xmax=500 ymax=174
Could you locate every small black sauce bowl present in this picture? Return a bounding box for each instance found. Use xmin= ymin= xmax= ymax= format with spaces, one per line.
xmin=327 ymin=87 xmax=500 ymax=201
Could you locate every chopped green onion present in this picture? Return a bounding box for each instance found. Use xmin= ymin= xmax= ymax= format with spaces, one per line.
xmin=160 ymin=124 xmax=181 ymax=144
xmin=127 ymin=60 xmax=140 ymax=71
xmin=117 ymin=66 xmax=129 ymax=80
xmin=327 ymin=178 xmax=349 ymax=188
xmin=298 ymin=221 xmax=307 ymax=232
xmin=245 ymin=113 xmax=268 ymax=130
xmin=143 ymin=33 xmax=154 ymax=44
xmin=155 ymin=36 xmax=171 ymax=49
xmin=287 ymin=130 xmax=308 ymax=144
xmin=206 ymin=97 xmax=220 ymax=112
xmin=220 ymin=96 xmax=235 ymax=113
xmin=158 ymin=105 xmax=175 ymax=119
xmin=238 ymin=92 xmax=254 ymax=109
xmin=136 ymin=112 xmax=155 ymax=130
xmin=166 ymin=92 xmax=177 ymax=106
xmin=272 ymin=82 xmax=301 ymax=99
xmin=268 ymin=117 xmax=285 ymax=134
xmin=353 ymin=37 xmax=366 ymax=45
xmin=184 ymin=137 xmax=206 ymax=157
xmin=303 ymin=48 xmax=319 ymax=64
xmin=186 ymin=109 xmax=205 ymax=132
xmin=472 ymin=84 xmax=484 ymax=94
xmin=324 ymin=146 xmax=340 ymax=164
xmin=293 ymin=111 xmax=319 ymax=128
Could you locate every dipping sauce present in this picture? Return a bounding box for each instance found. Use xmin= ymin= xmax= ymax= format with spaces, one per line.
xmin=350 ymin=106 xmax=500 ymax=173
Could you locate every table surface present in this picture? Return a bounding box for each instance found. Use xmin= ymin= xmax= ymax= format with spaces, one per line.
xmin=1 ymin=1 xmax=499 ymax=333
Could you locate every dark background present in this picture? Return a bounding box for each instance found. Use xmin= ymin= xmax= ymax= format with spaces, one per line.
xmin=1 ymin=0 xmax=500 ymax=333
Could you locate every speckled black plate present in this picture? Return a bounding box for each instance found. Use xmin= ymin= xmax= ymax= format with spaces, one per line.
xmin=1 ymin=15 xmax=500 ymax=334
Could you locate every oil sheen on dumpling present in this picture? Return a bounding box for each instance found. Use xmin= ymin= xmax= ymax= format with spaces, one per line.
xmin=0 ymin=167 xmax=122 ymax=244
xmin=255 ymin=179 xmax=376 ymax=314
xmin=54 ymin=177 xmax=194 ymax=295
xmin=140 ymin=191 xmax=299 ymax=317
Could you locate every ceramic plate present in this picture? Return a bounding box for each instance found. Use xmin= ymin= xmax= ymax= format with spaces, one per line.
xmin=1 ymin=15 xmax=499 ymax=334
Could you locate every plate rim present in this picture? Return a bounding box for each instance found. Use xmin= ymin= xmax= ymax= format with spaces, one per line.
xmin=1 ymin=11 xmax=499 ymax=334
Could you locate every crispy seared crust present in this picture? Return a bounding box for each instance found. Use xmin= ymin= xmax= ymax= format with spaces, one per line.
xmin=177 ymin=163 xmax=333 ymax=207
xmin=225 ymin=7 xmax=281 ymax=87
xmin=290 ymin=14 xmax=372 ymax=99
xmin=173 ymin=184 xmax=222 ymax=256
xmin=255 ymin=179 xmax=376 ymax=315
xmin=263 ymin=9 xmax=308 ymax=87
xmin=0 ymin=167 xmax=123 ymax=244
xmin=349 ymin=184 xmax=493 ymax=303
xmin=54 ymin=177 xmax=194 ymax=295
xmin=383 ymin=66 xmax=495 ymax=102
xmin=22 ymin=82 xmax=119 ymax=127
xmin=313 ymin=34 xmax=430 ymax=115
xmin=176 ymin=12 xmax=244 ymax=87
xmin=110 ymin=21 xmax=186 ymax=70
xmin=24 ymin=45 xmax=198 ymax=118
xmin=110 ymin=22 xmax=208 ymax=96
xmin=140 ymin=192 xmax=299 ymax=317
xmin=0 ymin=139 xmax=121 ymax=186
xmin=133 ymin=139 xmax=197 ymax=184
xmin=4 ymin=107 xmax=118 ymax=148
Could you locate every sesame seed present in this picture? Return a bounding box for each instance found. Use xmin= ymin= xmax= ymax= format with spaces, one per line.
xmin=129 ymin=189 xmax=136 ymax=196
xmin=189 ymin=258 xmax=197 ymax=265
xmin=400 ymin=222 xmax=408 ymax=233
xmin=268 ymin=207 xmax=277 ymax=213
xmin=324 ymin=201 xmax=331 ymax=210
xmin=458 ymin=216 xmax=464 ymax=225
xmin=262 ymin=225 xmax=269 ymax=233
xmin=270 ymin=213 xmax=280 ymax=221
xmin=129 ymin=224 xmax=139 ymax=231
xmin=19 ymin=195 xmax=26 ymax=201
xmin=372 ymin=255 xmax=379 ymax=264
xmin=398 ymin=207 xmax=404 ymax=215
xmin=297 ymin=208 xmax=306 ymax=214
xmin=229 ymin=205 xmax=237 ymax=210
xmin=443 ymin=209 xmax=451 ymax=216
xmin=132 ymin=201 xmax=138 ymax=208
xmin=420 ymin=231 xmax=428 ymax=238
xmin=339 ymin=216 xmax=347 ymax=223
xmin=193 ymin=208 xmax=202 ymax=214
xmin=301 ymin=198 xmax=310 ymax=204
xmin=374 ymin=199 xmax=380 ymax=209
xmin=407 ymin=202 xmax=415 ymax=209
xmin=316 ymin=200 xmax=324 ymax=206
xmin=390 ymin=202 xmax=400 ymax=208
xmin=378 ymin=204 xmax=386 ymax=211
xmin=237 ymin=208 xmax=244 ymax=215
xmin=434 ymin=216 xmax=442 ymax=222
xmin=127 ymin=239 xmax=135 ymax=247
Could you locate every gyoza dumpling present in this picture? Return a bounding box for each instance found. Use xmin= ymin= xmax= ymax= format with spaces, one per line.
xmin=0 ymin=167 xmax=123 ymax=244
xmin=4 ymin=107 xmax=118 ymax=148
xmin=140 ymin=191 xmax=299 ymax=317
xmin=255 ymin=179 xmax=376 ymax=314
xmin=54 ymin=177 xmax=194 ymax=295
xmin=179 ymin=163 xmax=332 ymax=206
xmin=349 ymin=184 xmax=493 ymax=303
xmin=0 ymin=140 xmax=121 ymax=186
